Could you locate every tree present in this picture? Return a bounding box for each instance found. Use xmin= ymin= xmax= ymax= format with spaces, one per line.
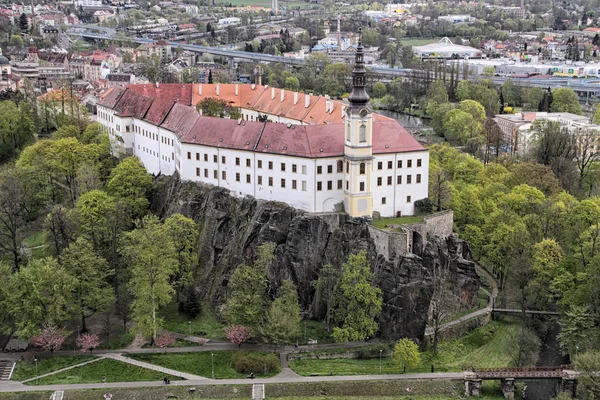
xmin=164 ymin=214 xmax=198 ymax=302
xmin=575 ymin=129 xmax=600 ymax=192
xmin=372 ymin=82 xmax=387 ymax=99
xmin=60 ymin=238 xmax=114 ymax=333
xmin=223 ymin=243 xmax=275 ymax=330
xmin=550 ymin=88 xmax=582 ymax=115
xmin=225 ymin=325 xmax=253 ymax=349
xmin=574 ymin=351 xmax=600 ymax=398
xmin=558 ymin=305 xmax=598 ymax=357
xmin=45 ymin=205 xmax=75 ymax=256
xmin=442 ymin=109 xmax=481 ymax=145
xmin=0 ymin=167 xmax=46 ymax=270
xmin=284 ymin=76 xmax=300 ymax=91
xmin=531 ymin=120 xmax=576 ymax=189
xmin=393 ymin=338 xmax=421 ymax=373
xmin=18 ymin=13 xmax=28 ymax=33
xmin=75 ymin=190 xmax=116 ymax=251
xmin=123 ymin=215 xmax=177 ymax=343
xmin=154 ymin=332 xmax=175 ymax=352
xmin=106 ymin=157 xmax=153 ymax=221
xmin=0 ymin=101 xmax=36 ymax=162
xmin=31 ymin=324 xmax=68 ymax=356
xmin=505 ymin=325 xmax=540 ymax=367
xmin=425 ymin=80 xmax=449 ymax=107
xmin=256 ymin=280 xmax=301 ymax=349
xmin=331 ymin=252 xmax=382 ymax=342
xmin=76 ymin=333 xmax=101 ymax=354
xmin=313 ymin=264 xmax=341 ymax=333
xmin=9 ymin=34 xmax=23 ymax=47
xmin=8 ymin=258 xmax=75 ymax=338
xmin=594 ymin=104 xmax=600 ymax=125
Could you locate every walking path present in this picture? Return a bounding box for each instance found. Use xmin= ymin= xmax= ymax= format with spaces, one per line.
xmin=0 ymin=371 xmax=465 ymax=393
xmin=424 ymin=261 xmax=499 ymax=337
xmin=103 ymin=354 xmax=209 ymax=381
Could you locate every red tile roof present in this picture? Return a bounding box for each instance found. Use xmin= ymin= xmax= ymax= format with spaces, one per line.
xmin=113 ymin=90 xmax=154 ymax=118
xmin=144 ymin=98 xmax=175 ymax=126
xmin=98 ymin=86 xmax=126 ymax=108
xmin=160 ymin=103 xmax=200 ymax=137
xmin=126 ymin=83 xmax=193 ymax=105
xmin=372 ymin=120 xmax=425 ymax=153
xmin=182 ymin=118 xmax=264 ymax=151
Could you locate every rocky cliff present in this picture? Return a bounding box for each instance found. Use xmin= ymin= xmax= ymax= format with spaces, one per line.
xmin=151 ymin=175 xmax=480 ymax=341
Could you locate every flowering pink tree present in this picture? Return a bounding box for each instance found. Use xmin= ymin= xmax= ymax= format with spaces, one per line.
xmin=76 ymin=333 xmax=101 ymax=354
xmin=31 ymin=324 xmax=68 ymax=356
xmin=224 ymin=325 xmax=252 ymax=349
xmin=155 ymin=332 xmax=176 ymax=353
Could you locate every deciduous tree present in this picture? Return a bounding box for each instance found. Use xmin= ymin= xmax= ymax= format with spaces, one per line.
xmin=76 ymin=333 xmax=101 ymax=354
xmin=331 ymin=252 xmax=382 ymax=342
xmin=31 ymin=324 xmax=68 ymax=356
xmin=225 ymin=325 xmax=252 ymax=349
xmin=154 ymin=332 xmax=175 ymax=352
xmin=393 ymin=338 xmax=421 ymax=373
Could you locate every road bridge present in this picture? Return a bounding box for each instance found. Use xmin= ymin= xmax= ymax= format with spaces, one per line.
xmin=464 ymin=366 xmax=579 ymax=398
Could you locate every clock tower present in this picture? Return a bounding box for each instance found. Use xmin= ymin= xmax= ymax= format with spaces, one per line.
xmin=343 ymin=35 xmax=373 ymax=218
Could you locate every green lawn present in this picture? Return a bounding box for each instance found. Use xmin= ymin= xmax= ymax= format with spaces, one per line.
xmin=28 ymin=358 xmax=182 ymax=385
xmin=372 ymin=215 xmax=424 ymax=230
xmin=398 ymin=38 xmax=439 ymax=47
xmin=291 ymin=320 xmax=520 ymax=376
xmin=22 ymin=231 xmax=47 ymax=260
xmin=303 ymin=320 xmax=334 ymax=344
xmin=129 ymin=350 xmax=280 ymax=379
xmin=159 ymin=301 xmax=225 ymax=340
xmin=11 ymin=355 xmax=97 ymax=381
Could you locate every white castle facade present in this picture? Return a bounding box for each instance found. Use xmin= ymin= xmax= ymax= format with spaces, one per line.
xmin=96 ymin=45 xmax=429 ymax=218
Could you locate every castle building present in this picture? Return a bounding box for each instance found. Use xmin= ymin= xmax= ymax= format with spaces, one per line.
xmin=96 ymin=45 xmax=429 ymax=217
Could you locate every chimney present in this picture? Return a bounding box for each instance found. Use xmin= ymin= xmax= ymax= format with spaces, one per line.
xmin=155 ymin=82 xmax=159 ymax=88
xmin=216 ymin=84 xmax=220 ymax=96
xmin=305 ymin=94 xmax=311 ymax=108
xmin=280 ymin=89 xmax=284 ymax=103
xmin=198 ymin=83 xmax=202 ymax=95
xmin=252 ymin=84 xmax=256 ymax=90
xmin=294 ymin=92 xmax=299 ymax=105
xmin=326 ymin=100 xmax=331 ymax=113
xmin=235 ymin=83 xmax=238 ymax=96
xmin=271 ymin=87 xmax=275 ymax=100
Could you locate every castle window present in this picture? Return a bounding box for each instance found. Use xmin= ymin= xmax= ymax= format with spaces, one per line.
xmin=204 ymin=154 xmax=208 ymax=162
xmin=377 ymin=177 xmax=382 ymax=186
xmin=187 ymin=152 xmax=191 ymax=159
xmin=346 ymin=162 xmax=349 ymax=173
xmin=213 ymin=170 xmax=218 ymax=179
xmin=317 ymin=166 xmax=322 ymax=174
xmin=360 ymin=163 xmax=366 ymax=174
xmin=317 ymin=181 xmax=322 ymax=191
xmin=327 ymin=181 xmax=332 ymax=190
xmin=258 ymin=160 xmax=263 ymax=168
xmin=337 ymin=180 xmax=342 ymax=189
xmin=407 ymin=175 xmax=412 ymax=184
xmin=387 ymin=176 xmax=392 ymax=185
xmin=382 ymin=197 xmax=386 ymax=205
xmin=346 ymin=123 xmax=350 ymax=141
xmin=236 ymin=173 xmax=240 ymax=182
xmin=327 ymin=165 xmax=332 ymax=174
xmin=268 ymin=161 xmax=273 ymax=170
xmin=281 ymin=163 xmax=286 ymax=172
xmin=246 ymin=159 xmax=251 ymax=167
xmin=359 ymin=125 xmax=366 ymax=142
xmin=235 ymin=157 xmax=240 ymax=166
xmin=196 ymin=168 xmax=200 ymax=176
xmin=346 ymin=180 xmax=349 ymax=190
xmin=222 ymin=171 xmax=226 ymax=180
xmin=302 ymin=181 xmax=307 ymax=191
xmin=292 ymin=180 xmax=297 ymax=189
xmin=417 ymin=159 xmax=422 ymax=167
xmin=398 ymin=160 xmax=402 ymax=168
xmin=337 ymin=161 xmax=343 ymax=173
xmin=302 ymin=165 xmax=307 ymax=174
xmin=416 ymin=174 xmax=421 ymax=183
xmin=407 ymin=195 xmax=412 ymax=203
xmin=397 ymin=175 xmax=402 ymax=184
xmin=204 ymin=169 xmax=208 ymax=178
xmin=196 ymin=153 xmax=200 ymax=161
xmin=213 ymin=155 xmax=217 ymax=163
xmin=407 ymin=159 xmax=412 ymax=168
xmin=268 ymin=177 xmax=273 ymax=186
xmin=258 ymin=176 xmax=263 ymax=185
xmin=360 ymin=182 xmax=365 ymax=191
xmin=388 ymin=161 xmax=393 ymax=169
xmin=222 ymin=156 xmax=226 ymax=164
xmin=377 ymin=162 xmax=382 ymax=170
xmin=246 ymin=174 xmax=251 ymax=183
xmin=292 ymin=164 xmax=297 ymax=173
xmin=281 ymin=178 xmax=286 ymax=188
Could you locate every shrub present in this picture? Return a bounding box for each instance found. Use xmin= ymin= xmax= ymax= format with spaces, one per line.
xmin=232 ymin=351 xmax=280 ymax=374
xmin=356 ymin=343 xmax=391 ymax=359
xmin=414 ymin=198 xmax=434 ymax=215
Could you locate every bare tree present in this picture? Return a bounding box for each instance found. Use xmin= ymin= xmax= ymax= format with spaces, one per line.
xmin=483 ymin=118 xmax=504 ymax=164
xmin=575 ymin=129 xmax=600 ymax=192
xmin=429 ymin=167 xmax=451 ymax=211
xmin=531 ymin=120 xmax=576 ymax=189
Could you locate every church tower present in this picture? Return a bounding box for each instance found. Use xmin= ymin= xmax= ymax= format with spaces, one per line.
xmin=344 ymin=35 xmax=373 ymax=218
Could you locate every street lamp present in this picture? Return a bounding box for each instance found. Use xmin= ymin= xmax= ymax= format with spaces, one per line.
xmin=211 ymin=353 xmax=214 ymax=379
xmin=34 ymin=358 xmax=38 ymax=385
xmin=379 ymin=350 xmax=382 ymax=374
xmin=188 ymin=321 xmax=191 ymax=336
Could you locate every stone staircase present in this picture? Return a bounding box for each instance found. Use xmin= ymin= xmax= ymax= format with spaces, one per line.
xmin=0 ymin=359 xmax=15 ymax=380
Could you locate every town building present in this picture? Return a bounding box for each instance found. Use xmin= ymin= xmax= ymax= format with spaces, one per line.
xmin=494 ymin=111 xmax=600 ymax=154
xmin=96 ymin=46 xmax=428 ymax=217
xmin=413 ymin=37 xmax=483 ymax=60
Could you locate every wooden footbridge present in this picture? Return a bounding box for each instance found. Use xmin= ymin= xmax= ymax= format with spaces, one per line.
xmin=464 ymin=366 xmax=579 ymax=399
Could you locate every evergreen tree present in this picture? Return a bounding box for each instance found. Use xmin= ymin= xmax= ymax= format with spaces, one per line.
xmin=208 ymin=70 xmax=213 ymax=84
xmin=18 ymin=13 xmax=28 ymax=33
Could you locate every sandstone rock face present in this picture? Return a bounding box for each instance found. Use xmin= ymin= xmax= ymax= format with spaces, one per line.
xmin=152 ymin=176 xmax=479 ymax=341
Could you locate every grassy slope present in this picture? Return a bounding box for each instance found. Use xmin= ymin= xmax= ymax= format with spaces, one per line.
xmin=11 ymin=355 xmax=97 ymax=381
xmin=291 ymin=320 xmax=520 ymax=376
xmin=372 ymin=215 xmax=425 ymax=229
xmin=129 ymin=350 xmax=280 ymax=379
xmin=159 ymin=301 xmax=225 ymax=340
xmin=28 ymin=358 xmax=182 ymax=385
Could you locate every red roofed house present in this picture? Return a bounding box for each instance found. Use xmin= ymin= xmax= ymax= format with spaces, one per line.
xmin=97 ymin=45 xmax=428 ymax=217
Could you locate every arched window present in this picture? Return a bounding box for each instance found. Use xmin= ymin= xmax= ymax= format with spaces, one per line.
xmin=359 ymin=125 xmax=366 ymax=142
xmin=337 ymin=160 xmax=343 ymax=173
xmin=346 ymin=162 xmax=349 ymax=173
xmin=360 ymin=163 xmax=365 ymax=174
xmin=346 ymin=123 xmax=351 ymax=141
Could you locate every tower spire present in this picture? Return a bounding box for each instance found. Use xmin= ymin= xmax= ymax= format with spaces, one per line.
xmin=348 ymin=30 xmax=369 ymax=107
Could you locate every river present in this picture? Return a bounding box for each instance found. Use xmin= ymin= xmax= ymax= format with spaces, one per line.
xmin=375 ymin=110 xmax=430 ymax=132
